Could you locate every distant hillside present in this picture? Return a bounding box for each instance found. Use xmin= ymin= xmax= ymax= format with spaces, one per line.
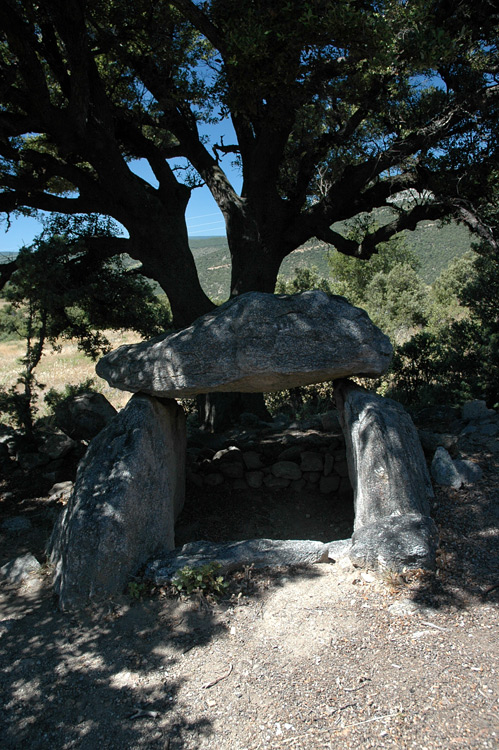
xmin=191 ymin=218 xmax=474 ymax=300
xmin=1 ymin=219 xmax=474 ymax=304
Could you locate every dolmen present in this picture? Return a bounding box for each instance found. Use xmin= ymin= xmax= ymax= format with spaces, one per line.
xmin=48 ymin=290 xmax=437 ymax=610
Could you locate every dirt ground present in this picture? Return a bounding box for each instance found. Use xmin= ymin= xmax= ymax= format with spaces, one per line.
xmin=0 ymin=437 xmax=498 ymax=749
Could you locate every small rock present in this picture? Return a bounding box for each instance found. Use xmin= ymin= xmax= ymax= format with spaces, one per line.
xmin=38 ymin=431 xmax=78 ymax=460
xmin=48 ymin=481 xmax=74 ymax=503
xmin=431 ymin=447 xmax=462 ymax=488
xmin=242 ymin=451 xmax=264 ymax=470
xmin=462 ymin=399 xmax=495 ymax=422
xmin=303 ymin=471 xmax=321 ymax=484
xmin=271 ymin=461 xmax=302 ymax=480
xmin=213 ymin=446 xmax=243 ymax=463
xmin=323 ymin=453 xmax=335 ymax=476
xmin=300 ymin=451 xmax=324 ymax=472
xmin=327 ymin=539 xmax=352 ymax=561
xmin=1 ymin=553 xmax=41 ymax=583
xmin=454 ymin=459 xmax=483 ymax=486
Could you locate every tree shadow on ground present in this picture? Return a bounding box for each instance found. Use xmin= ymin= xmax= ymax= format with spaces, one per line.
xmin=404 ymin=462 xmax=499 ymax=611
xmin=0 ymin=559 xmax=321 ymax=750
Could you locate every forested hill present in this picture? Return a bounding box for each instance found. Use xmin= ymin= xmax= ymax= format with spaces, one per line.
xmin=0 ymin=218 xmax=472 ymax=303
xmin=192 ymin=218 xmax=473 ymax=301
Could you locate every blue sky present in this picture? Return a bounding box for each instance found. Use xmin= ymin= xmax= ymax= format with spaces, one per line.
xmin=0 ymin=120 xmax=240 ymax=253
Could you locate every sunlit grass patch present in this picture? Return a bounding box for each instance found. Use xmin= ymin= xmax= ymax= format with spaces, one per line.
xmin=0 ymin=330 xmax=141 ymax=419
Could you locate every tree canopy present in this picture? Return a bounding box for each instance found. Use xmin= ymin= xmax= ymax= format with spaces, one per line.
xmin=1 ymin=0 xmax=498 ymax=326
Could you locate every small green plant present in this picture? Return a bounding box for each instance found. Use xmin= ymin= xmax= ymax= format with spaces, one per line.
xmin=171 ymin=562 xmax=228 ymax=599
xmin=127 ymin=581 xmax=147 ymax=600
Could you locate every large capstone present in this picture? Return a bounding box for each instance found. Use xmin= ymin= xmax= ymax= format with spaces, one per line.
xmin=47 ymin=394 xmax=186 ymax=610
xmin=96 ymin=291 xmax=393 ymax=397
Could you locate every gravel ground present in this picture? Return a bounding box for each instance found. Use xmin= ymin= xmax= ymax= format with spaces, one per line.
xmin=0 ymin=437 xmax=498 ymax=749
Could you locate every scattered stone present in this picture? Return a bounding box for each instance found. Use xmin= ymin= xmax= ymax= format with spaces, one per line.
xmin=48 ymin=481 xmax=74 ymax=504
xmin=1 ymin=553 xmax=41 ymax=583
xmin=242 ymin=451 xmax=264 ymax=470
xmin=2 ymin=517 xmax=32 ymax=532
xmin=96 ymin=290 xmax=393 ymax=397
xmin=48 ymin=394 xmax=186 ymax=610
xmin=38 ymin=430 xmax=78 ymax=460
xmin=431 ymin=447 xmax=462 ymax=489
xmin=212 ymin=446 xmax=243 ymax=464
xmin=53 ymin=391 xmax=118 ymax=441
xmin=454 ymin=459 xmax=484 ymax=486
xmin=271 ymin=461 xmax=302 ymax=480
xmin=327 ymin=539 xmax=352 ymax=562
xmin=323 ymin=454 xmax=335 ymax=477
xmin=300 ymin=451 xmax=324 ymax=472
xmin=462 ymin=399 xmax=495 ymax=422
xmin=146 ymin=538 xmax=331 ymax=581
xmin=418 ymin=429 xmax=458 ymax=455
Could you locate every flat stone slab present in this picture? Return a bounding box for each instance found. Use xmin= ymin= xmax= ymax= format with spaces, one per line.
xmin=146 ymin=538 xmax=344 ymax=582
xmin=96 ymin=291 xmax=393 ymax=397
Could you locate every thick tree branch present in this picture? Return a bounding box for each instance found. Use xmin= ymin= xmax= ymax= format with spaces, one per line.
xmin=0 ymin=257 xmax=18 ymax=291
xmin=169 ymin=0 xmax=227 ymax=55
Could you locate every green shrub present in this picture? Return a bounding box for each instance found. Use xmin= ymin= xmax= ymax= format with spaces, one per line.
xmin=171 ymin=562 xmax=229 ymax=599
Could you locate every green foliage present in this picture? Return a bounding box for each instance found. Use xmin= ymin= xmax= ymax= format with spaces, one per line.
xmin=328 ymin=229 xmax=420 ymax=305
xmin=171 ymin=562 xmax=229 ymax=599
xmin=127 ymin=581 xmax=147 ymax=600
xmin=275 ymin=266 xmax=332 ymax=295
xmin=387 ymin=250 xmax=499 ymax=409
xmin=0 ymin=216 xmax=172 ymax=435
xmin=264 ymin=382 xmax=336 ymax=421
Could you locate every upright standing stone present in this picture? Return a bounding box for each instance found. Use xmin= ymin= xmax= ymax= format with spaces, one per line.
xmin=48 ymin=394 xmax=185 ymax=610
xmin=335 ymin=380 xmax=438 ymax=571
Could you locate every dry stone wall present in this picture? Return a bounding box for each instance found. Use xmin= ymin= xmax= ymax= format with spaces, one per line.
xmin=186 ymin=424 xmax=352 ymax=502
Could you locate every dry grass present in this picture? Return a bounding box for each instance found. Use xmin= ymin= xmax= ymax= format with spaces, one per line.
xmin=0 ymin=330 xmax=142 ymax=418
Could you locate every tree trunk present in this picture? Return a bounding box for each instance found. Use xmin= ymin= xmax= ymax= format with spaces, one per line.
xmin=115 ymin=193 xmax=215 ymax=329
